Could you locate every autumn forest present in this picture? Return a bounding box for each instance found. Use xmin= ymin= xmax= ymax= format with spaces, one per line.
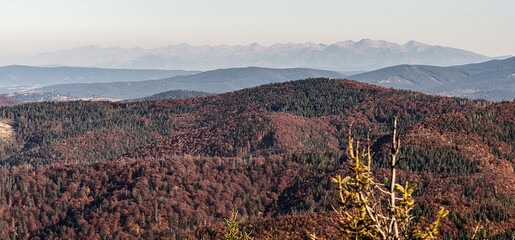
xmin=0 ymin=78 xmax=513 ymax=239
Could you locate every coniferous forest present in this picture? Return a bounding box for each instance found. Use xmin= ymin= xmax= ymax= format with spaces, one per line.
xmin=0 ymin=78 xmax=513 ymax=239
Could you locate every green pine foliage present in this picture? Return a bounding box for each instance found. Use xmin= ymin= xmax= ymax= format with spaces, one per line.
xmin=374 ymin=145 xmax=480 ymax=176
xmin=330 ymin=120 xmax=448 ymax=239
xmin=222 ymin=210 xmax=253 ymax=240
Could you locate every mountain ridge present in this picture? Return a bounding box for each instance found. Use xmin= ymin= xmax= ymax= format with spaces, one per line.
xmin=350 ymin=56 xmax=515 ymax=101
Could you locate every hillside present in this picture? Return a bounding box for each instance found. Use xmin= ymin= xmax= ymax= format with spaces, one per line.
xmin=25 ymin=40 xmax=490 ymax=71
xmin=350 ymin=56 xmax=515 ymax=101
xmin=0 ymin=78 xmax=512 ymax=239
xmin=0 ymin=95 xmax=21 ymax=107
xmin=0 ymin=65 xmax=199 ymax=94
xmin=35 ymin=67 xmax=345 ymax=99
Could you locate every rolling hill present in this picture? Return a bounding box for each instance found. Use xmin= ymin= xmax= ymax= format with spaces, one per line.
xmin=0 ymin=78 xmax=512 ymax=239
xmin=34 ymin=67 xmax=346 ymax=99
xmin=12 ymin=56 xmax=513 ymax=102
xmin=350 ymin=56 xmax=515 ymax=101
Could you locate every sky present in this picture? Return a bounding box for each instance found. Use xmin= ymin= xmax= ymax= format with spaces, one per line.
xmin=1 ymin=0 xmax=514 ymax=64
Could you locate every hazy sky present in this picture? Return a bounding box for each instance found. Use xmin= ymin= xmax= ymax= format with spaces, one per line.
xmin=1 ymin=0 xmax=514 ymax=63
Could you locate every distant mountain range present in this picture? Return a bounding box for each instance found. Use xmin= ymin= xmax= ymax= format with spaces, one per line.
xmin=24 ymin=39 xmax=492 ymax=71
xmin=19 ymin=67 xmax=344 ymax=100
xmin=0 ymin=65 xmax=199 ymax=93
xmin=350 ymin=56 xmax=515 ymax=101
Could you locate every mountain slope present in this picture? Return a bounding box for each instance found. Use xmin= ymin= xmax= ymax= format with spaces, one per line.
xmin=36 ymin=67 xmax=346 ymax=99
xmin=0 ymin=95 xmax=21 ymax=107
xmin=26 ymin=39 xmax=490 ymax=71
xmin=350 ymin=56 xmax=515 ymax=101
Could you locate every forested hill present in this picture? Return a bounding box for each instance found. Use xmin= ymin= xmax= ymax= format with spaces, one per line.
xmin=0 ymin=78 xmax=512 ymax=239
xmin=0 ymin=78 xmax=481 ymax=166
xmin=0 ymin=95 xmax=21 ymax=107
xmin=35 ymin=67 xmax=346 ymax=99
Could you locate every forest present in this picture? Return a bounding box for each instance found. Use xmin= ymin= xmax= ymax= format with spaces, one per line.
xmin=0 ymin=78 xmax=512 ymax=239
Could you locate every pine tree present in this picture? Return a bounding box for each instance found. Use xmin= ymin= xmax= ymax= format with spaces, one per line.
xmin=222 ymin=209 xmax=253 ymax=240
xmin=329 ymin=118 xmax=448 ymax=240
